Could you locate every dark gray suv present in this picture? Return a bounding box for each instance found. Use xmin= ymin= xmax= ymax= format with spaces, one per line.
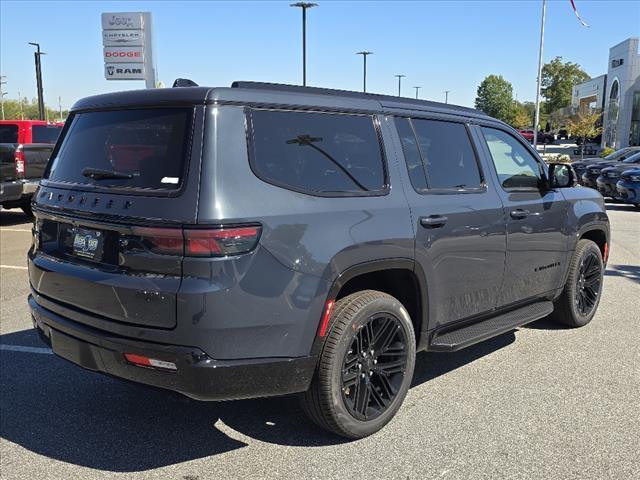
xmin=28 ymin=82 xmax=610 ymax=439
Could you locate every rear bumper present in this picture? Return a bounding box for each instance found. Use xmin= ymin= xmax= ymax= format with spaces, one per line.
xmin=29 ymin=294 xmax=317 ymax=401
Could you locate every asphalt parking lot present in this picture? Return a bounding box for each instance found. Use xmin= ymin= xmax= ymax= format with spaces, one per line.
xmin=1 ymin=203 xmax=639 ymax=480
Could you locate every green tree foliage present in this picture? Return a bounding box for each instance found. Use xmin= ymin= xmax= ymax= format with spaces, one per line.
xmin=567 ymin=112 xmax=602 ymax=158
xmin=511 ymin=101 xmax=531 ymax=129
xmin=541 ymin=57 xmax=590 ymax=114
xmin=1 ymin=98 xmax=68 ymax=122
xmin=475 ymin=75 xmax=515 ymax=124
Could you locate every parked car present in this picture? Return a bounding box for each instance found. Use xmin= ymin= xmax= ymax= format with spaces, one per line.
xmin=573 ymin=146 xmax=640 ymax=184
xmin=556 ymin=129 xmax=569 ymax=140
xmin=0 ymin=143 xmax=55 ymax=215
xmin=596 ymin=154 xmax=640 ymax=198
xmin=28 ymin=82 xmax=609 ymax=439
xmin=518 ymin=129 xmax=554 ymax=144
xmin=0 ymin=120 xmax=63 ymax=144
xmin=0 ymin=120 xmax=62 ymax=215
xmin=616 ymin=168 xmax=640 ymax=207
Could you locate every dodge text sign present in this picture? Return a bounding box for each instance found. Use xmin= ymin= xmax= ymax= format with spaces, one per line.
xmin=103 ymin=46 xmax=144 ymax=63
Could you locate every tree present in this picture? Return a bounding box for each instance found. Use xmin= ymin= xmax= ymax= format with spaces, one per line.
xmin=567 ymin=112 xmax=602 ymax=158
xmin=475 ymin=75 xmax=515 ymax=124
xmin=541 ymin=57 xmax=590 ymax=114
xmin=511 ymin=101 xmax=531 ymax=129
xmin=0 ymin=98 xmax=68 ymax=122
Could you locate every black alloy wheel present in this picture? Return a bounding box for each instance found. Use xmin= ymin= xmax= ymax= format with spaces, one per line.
xmin=341 ymin=313 xmax=408 ymax=421
xmin=575 ymin=251 xmax=602 ymax=317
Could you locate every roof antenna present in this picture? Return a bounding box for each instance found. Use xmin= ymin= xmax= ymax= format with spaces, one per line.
xmin=172 ymin=78 xmax=199 ymax=88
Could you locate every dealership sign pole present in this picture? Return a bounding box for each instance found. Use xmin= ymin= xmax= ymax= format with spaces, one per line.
xmin=101 ymin=12 xmax=156 ymax=88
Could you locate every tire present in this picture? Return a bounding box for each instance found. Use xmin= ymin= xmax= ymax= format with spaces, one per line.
xmin=300 ymin=290 xmax=416 ymax=439
xmin=21 ymin=202 xmax=33 ymax=217
xmin=550 ymin=239 xmax=604 ymax=327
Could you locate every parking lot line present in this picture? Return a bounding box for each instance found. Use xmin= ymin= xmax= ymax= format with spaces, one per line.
xmin=0 ymin=345 xmax=53 ymax=355
xmin=0 ymin=228 xmax=31 ymax=232
xmin=0 ymin=265 xmax=28 ymax=270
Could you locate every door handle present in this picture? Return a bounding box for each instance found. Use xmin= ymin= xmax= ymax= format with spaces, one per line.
xmin=420 ymin=215 xmax=448 ymax=228
xmin=510 ymin=209 xmax=530 ymax=219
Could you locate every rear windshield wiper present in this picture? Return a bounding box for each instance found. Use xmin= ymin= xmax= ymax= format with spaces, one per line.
xmin=82 ymin=167 xmax=134 ymax=180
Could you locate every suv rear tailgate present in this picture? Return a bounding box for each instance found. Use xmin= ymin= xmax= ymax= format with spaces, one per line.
xmin=29 ymin=105 xmax=205 ymax=330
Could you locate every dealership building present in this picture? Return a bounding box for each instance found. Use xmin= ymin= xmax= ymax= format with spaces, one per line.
xmin=571 ymin=37 xmax=640 ymax=148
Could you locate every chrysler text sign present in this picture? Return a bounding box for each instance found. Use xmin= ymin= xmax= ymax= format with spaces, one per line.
xmin=102 ymin=30 xmax=144 ymax=47
xmin=103 ymin=46 xmax=144 ymax=63
xmin=104 ymin=63 xmax=145 ymax=80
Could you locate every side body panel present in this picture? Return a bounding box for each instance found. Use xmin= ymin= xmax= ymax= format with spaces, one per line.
xmin=190 ymin=105 xmax=415 ymax=359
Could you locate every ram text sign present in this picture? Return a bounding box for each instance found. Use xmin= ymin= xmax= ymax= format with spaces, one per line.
xmin=105 ymin=63 xmax=146 ymax=80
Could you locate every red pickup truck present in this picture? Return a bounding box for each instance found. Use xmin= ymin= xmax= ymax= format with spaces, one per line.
xmin=0 ymin=120 xmax=63 ymax=215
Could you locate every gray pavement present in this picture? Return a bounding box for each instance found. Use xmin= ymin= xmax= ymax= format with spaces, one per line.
xmin=1 ymin=203 xmax=639 ymax=480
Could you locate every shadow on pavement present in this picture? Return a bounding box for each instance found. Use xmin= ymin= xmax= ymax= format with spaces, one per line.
xmin=605 ymin=264 xmax=640 ymax=284
xmin=1 ymin=327 xmax=514 ymax=471
xmin=0 ymin=209 xmax=33 ymax=227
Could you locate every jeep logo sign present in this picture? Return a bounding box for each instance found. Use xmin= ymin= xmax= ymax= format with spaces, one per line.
xmin=101 ymin=12 xmax=155 ymax=87
xmin=104 ymin=63 xmax=145 ymax=80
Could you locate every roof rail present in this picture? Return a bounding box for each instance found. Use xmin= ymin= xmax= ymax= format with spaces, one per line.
xmin=173 ymin=78 xmax=199 ymax=88
xmin=230 ymin=81 xmax=486 ymax=116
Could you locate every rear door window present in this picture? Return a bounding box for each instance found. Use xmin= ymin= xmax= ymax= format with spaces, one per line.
xmin=47 ymin=108 xmax=193 ymax=191
xmin=32 ymin=125 xmax=63 ymax=144
xmin=249 ymin=109 xmax=386 ymax=195
xmin=0 ymin=125 xmax=18 ymax=143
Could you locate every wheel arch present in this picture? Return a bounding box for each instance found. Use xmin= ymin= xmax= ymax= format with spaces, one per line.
xmin=311 ymin=258 xmax=430 ymax=356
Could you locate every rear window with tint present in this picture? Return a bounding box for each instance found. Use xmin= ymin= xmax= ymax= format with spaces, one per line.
xmin=47 ymin=108 xmax=192 ymax=190
xmin=249 ymin=109 xmax=386 ymax=195
xmin=32 ymin=125 xmax=63 ymax=144
xmin=0 ymin=125 xmax=18 ymax=143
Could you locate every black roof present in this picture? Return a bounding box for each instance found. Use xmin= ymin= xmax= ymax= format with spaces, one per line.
xmin=71 ymin=81 xmax=489 ymax=120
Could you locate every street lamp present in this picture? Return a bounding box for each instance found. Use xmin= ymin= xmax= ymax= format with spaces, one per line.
xmin=0 ymin=75 xmax=6 ymax=120
xmin=28 ymin=42 xmax=46 ymax=120
xmin=290 ymin=2 xmax=317 ymax=86
xmin=444 ymin=90 xmax=450 ymax=104
xmin=413 ymin=86 xmax=421 ymax=99
xmin=356 ymin=51 xmax=373 ymax=93
xmin=394 ymin=74 xmax=406 ymax=97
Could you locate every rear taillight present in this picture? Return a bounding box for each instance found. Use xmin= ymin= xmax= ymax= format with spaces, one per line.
xmin=130 ymin=225 xmax=261 ymax=257
xmin=15 ymin=150 xmax=25 ymax=176
xmin=185 ymin=227 xmax=261 ymax=256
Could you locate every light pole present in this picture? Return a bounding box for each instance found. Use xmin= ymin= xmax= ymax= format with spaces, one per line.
xmin=444 ymin=90 xmax=450 ymax=104
xmin=394 ymin=74 xmax=406 ymax=97
xmin=28 ymin=42 xmax=46 ymax=120
xmin=533 ymin=0 xmax=546 ymax=149
xmin=290 ymin=2 xmax=317 ymax=86
xmin=413 ymin=86 xmax=421 ymax=99
xmin=17 ymin=91 xmax=24 ymax=120
xmin=356 ymin=51 xmax=373 ymax=93
xmin=58 ymin=96 xmax=63 ymax=122
xmin=0 ymin=75 xmax=6 ymax=120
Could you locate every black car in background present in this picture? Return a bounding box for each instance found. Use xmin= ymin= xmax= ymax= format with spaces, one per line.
xmin=616 ymin=168 xmax=640 ymax=207
xmin=596 ymin=154 xmax=640 ymax=198
xmin=581 ymin=151 xmax=640 ymax=188
xmin=573 ymin=147 xmax=640 ymax=184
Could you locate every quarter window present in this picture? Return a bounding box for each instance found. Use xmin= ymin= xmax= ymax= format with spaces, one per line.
xmin=395 ymin=118 xmax=428 ymax=190
xmin=249 ymin=110 xmax=386 ymax=195
xmin=481 ymin=127 xmax=544 ymax=190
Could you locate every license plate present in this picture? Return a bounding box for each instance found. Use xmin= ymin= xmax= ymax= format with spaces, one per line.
xmin=72 ymin=228 xmax=104 ymax=261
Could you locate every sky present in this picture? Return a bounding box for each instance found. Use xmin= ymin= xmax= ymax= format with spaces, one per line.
xmin=1 ymin=0 xmax=639 ymax=111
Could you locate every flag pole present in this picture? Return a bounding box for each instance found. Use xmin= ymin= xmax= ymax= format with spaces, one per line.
xmin=533 ymin=0 xmax=546 ymax=149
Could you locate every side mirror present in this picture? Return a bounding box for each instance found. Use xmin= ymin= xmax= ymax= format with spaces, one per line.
xmin=548 ymin=162 xmax=576 ymax=188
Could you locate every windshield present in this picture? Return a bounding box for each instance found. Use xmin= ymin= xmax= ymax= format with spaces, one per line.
xmin=604 ymin=148 xmax=638 ymax=161
xmin=622 ymin=152 xmax=640 ymax=164
xmin=47 ymin=108 xmax=193 ymax=190
xmin=0 ymin=125 xmax=18 ymax=143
